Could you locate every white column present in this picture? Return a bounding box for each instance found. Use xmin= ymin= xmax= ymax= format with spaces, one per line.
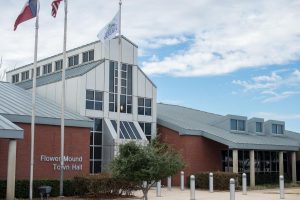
xmin=250 ymin=150 xmax=255 ymax=187
xmin=279 ymin=151 xmax=284 ymax=176
xmin=232 ymin=150 xmax=238 ymax=173
xmin=292 ymin=152 xmax=297 ymax=184
xmin=6 ymin=139 xmax=17 ymax=200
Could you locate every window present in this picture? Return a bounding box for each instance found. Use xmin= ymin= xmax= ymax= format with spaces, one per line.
xmin=272 ymin=124 xmax=284 ymax=134
xmin=111 ymin=120 xmax=142 ymax=140
xmin=12 ymin=74 xmax=19 ymax=83
xmin=90 ymin=118 xmax=102 ymax=174
xmin=21 ymin=71 xmax=29 ymax=81
xmin=138 ymin=98 xmax=152 ymax=116
xmin=256 ymin=122 xmax=263 ymax=132
xmin=230 ymin=119 xmax=245 ymax=131
xmin=36 ymin=67 xmax=40 ymax=77
xmin=86 ymin=90 xmax=103 ymax=110
xmin=139 ymin=122 xmax=152 ymax=141
xmin=55 ymin=60 xmax=63 ymax=71
xmin=82 ymin=50 xmax=94 ymax=63
xmin=43 ymin=63 xmax=52 ymax=75
xmin=68 ymin=55 xmax=79 ymax=67
xmin=109 ymin=61 xmax=133 ymax=113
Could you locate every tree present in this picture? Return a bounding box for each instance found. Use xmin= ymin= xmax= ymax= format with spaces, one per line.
xmin=110 ymin=140 xmax=184 ymax=200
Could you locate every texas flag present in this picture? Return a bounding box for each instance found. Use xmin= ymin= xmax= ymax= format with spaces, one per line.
xmin=14 ymin=0 xmax=39 ymax=31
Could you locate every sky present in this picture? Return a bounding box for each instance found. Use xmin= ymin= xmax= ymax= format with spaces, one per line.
xmin=0 ymin=0 xmax=300 ymax=132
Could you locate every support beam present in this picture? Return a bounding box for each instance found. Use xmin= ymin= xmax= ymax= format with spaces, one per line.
xmin=279 ymin=151 xmax=284 ymax=176
xmin=6 ymin=139 xmax=17 ymax=200
xmin=250 ymin=150 xmax=255 ymax=187
xmin=232 ymin=149 xmax=238 ymax=173
xmin=292 ymin=152 xmax=297 ymax=184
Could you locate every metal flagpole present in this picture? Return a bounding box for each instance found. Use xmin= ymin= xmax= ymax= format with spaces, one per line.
xmin=60 ymin=0 xmax=68 ymax=196
xmin=116 ymin=0 xmax=122 ymax=153
xmin=29 ymin=2 xmax=40 ymax=199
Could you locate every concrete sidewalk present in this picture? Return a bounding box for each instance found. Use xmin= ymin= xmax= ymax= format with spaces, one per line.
xmin=132 ymin=187 xmax=300 ymax=200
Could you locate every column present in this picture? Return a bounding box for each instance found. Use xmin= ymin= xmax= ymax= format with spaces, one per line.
xmin=232 ymin=149 xmax=238 ymax=173
xmin=279 ymin=151 xmax=284 ymax=176
xmin=292 ymin=152 xmax=297 ymax=184
xmin=250 ymin=150 xmax=255 ymax=187
xmin=6 ymin=139 xmax=17 ymax=200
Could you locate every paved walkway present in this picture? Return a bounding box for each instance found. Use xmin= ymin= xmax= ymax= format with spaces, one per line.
xmin=132 ymin=187 xmax=300 ymax=200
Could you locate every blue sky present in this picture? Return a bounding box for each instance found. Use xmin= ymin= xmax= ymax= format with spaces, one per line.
xmin=0 ymin=0 xmax=300 ymax=132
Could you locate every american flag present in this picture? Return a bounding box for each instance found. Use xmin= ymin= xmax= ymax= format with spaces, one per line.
xmin=51 ymin=0 xmax=62 ymax=17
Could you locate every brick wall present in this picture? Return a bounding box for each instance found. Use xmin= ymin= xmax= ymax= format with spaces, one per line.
xmin=158 ymin=125 xmax=227 ymax=186
xmin=0 ymin=123 xmax=90 ymax=180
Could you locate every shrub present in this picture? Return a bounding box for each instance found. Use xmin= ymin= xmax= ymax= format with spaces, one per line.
xmin=188 ymin=171 xmax=241 ymax=190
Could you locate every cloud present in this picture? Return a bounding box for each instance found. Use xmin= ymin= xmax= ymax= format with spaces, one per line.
xmin=254 ymin=112 xmax=300 ymax=121
xmin=2 ymin=0 xmax=300 ymax=78
xmin=233 ymin=69 xmax=300 ymax=102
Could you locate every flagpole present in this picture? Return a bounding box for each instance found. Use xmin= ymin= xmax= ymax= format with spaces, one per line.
xmin=116 ymin=0 xmax=122 ymax=153
xmin=29 ymin=3 xmax=40 ymax=200
xmin=60 ymin=0 xmax=68 ymax=196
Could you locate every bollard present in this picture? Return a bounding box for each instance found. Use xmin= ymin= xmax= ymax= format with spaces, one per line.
xmin=230 ymin=178 xmax=235 ymax=200
xmin=190 ymin=175 xmax=195 ymax=200
xmin=242 ymin=173 xmax=247 ymax=195
xmin=167 ymin=176 xmax=172 ymax=191
xmin=143 ymin=181 xmax=147 ymax=188
xmin=156 ymin=180 xmax=161 ymax=197
xmin=279 ymin=175 xmax=285 ymax=199
xmin=180 ymin=171 xmax=184 ymax=191
xmin=209 ymin=172 xmax=213 ymax=193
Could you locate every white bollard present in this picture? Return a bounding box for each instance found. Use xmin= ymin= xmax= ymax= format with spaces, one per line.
xmin=190 ymin=175 xmax=195 ymax=200
xmin=230 ymin=178 xmax=235 ymax=200
xmin=242 ymin=173 xmax=247 ymax=195
xmin=180 ymin=171 xmax=185 ymax=191
xmin=156 ymin=180 xmax=161 ymax=197
xmin=279 ymin=175 xmax=285 ymax=199
xmin=209 ymin=172 xmax=213 ymax=193
xmin=167 ymin=176 xmax=172 ymax=191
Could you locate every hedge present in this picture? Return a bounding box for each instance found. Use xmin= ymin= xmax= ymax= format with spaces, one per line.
xmin=187 ymin=171 xmax=241 ymax=190
xmin=0 ymin=179 xmax=74 ymax=199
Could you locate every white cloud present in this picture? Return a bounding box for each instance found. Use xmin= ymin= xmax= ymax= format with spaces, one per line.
xmin=1 ymin=0 xmax=300 ymax=78
xmin=254 ymin=112 xmax=300 ymax=121
xmin=233 ymin=69 xmax=300 ymax=102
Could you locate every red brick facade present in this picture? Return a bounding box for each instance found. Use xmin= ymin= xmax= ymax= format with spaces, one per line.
xmin=158 ymin=125 xmax=227 ymax=186
xmin=0 ymin=123 xmax=90 ymax=180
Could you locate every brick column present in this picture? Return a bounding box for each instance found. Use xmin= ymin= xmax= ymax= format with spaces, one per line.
xmin=232 ymin=149 xmax=238 ymax=173
xmin=250 ymin=150 xmax=255 ymax=187
xmin=279 ymin=151 xmax=284 ymax=176
xmin=6 ymin=139 xmax=17 ymax=200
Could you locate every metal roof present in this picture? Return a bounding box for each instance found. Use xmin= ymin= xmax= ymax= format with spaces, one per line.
xmin=157 ymin=103 xmax=300 ymax=151
xmin=0 ymin=81 xmax=93 ymax=128
xmin=0 ymin=115 xmax=23 ymax=139
xmin=16 ymin=60 xmax=104 ymax=90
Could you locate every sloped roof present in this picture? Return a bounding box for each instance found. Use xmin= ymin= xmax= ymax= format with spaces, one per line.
xmin=0 ymin=81 xmax=93 ymax=128
xmin=16 ymin=60 xmax=104 ymax=90
xmin=157 ymin=103 xmax=300 ymax=151
xmin=0 ymin=115 xmax=23 ymax=139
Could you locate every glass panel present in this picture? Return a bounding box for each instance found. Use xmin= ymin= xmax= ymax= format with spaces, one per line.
xmin=109 ymin=103 xmax=114 ymax=112
xmin=93 ymin=161 xmax=101 ymax=173
xmin=109 ymin=62 xmax=114 ymax=92
xmin=256 ymin=122 xmax=262 ymax=132
xmin=94 ymin=132 xmax=102 ymax=146
xmin=83 ymin=52 xmax=88 ymax=63
xmin=124 ymin=122 xmax=136 ymax=139
xmin=145 ymin=108 xmax=151 ymax=116
xmin=138 ymin=107 xmax=144 ymax=115
xmin=120 ymin=95 xmax=126 ymax=113
xmin=272 ymin=124 xmax=277 ymax=133
xmin=95 ymin=102 xmax=102 ymax=110
xmin=74 ymin=55 xmax=79 ymax=65
xmin=127 ymin=105 xmax=132 ymax=114
xmin=278 ymin=125 xmax=283 ymax=134
xmin=95 ymin=91 xmax=102 ymax=101
xmin=90 ymin=161 xmax=93 ymax=173
xmin=121 ymin=87 xmax=126 ymax=94
xmin=128 ymin=65 xmax=132 ymax=95
xmin=145 ymin=99 xmax=151 ymax=107
xmin=121 ymin=64 xmax=126 ymax=71
xmin=145 ymin=123 xmax=152 ymax=135
xmin=230 ymin=119 xmax=237 ymax=130
xmin=94 ymin=147 xmax=102 ymax=159
xmin=86 ymin=90 xmax=94 ymax=100
xmin=121 ymin=79 xmax=126 ymax=87
xmin=86 ymin=100 xmax=94 ymax=109
xmin=238 ymin=120 xmax=245 ymax=131
xmin=90 ymin=147 xmax=93 ymax=159
xmin=111 ymin=120 xmax=117 ymax=131
xmin=120 ymin=122 xmax=130 ymax=139
xmin=127 ymin=96 xmax=132 ymax=104
xmin=138 ymin=98 xmax=144 ymax=106
xmin=89 ymin=50 xmax=94 ymax=61
xmin=139 ymin=122 xmax=145 ymax=132
xmin=121 ymin=71 xmax=126 ymax=79
xmin=95 ymin=119 xmax=102 ymax=131
xmin=129 ymin=122 xmax=142 ymax=139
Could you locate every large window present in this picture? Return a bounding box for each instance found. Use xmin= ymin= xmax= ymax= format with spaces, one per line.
xmin=36 ymin=67 xmax=41 ymax=77
xmin=21 ymin=71 xmax=29 ymax=81
xmin=68 ymin=54 xmax=79 ymax=67
xmin=12 ymin=74 xmax=19 ymax=83
xmin=43 ymin=63 xmax=52 ymax=75
xmin=111 ymin=120 xmax=142 ymax=140
xmin=138 ymin=98 xmax=152 ymax=116
xmin=109 ymin=61 xmax=132 ymax=113
xmin=139 ymin=122 xmax=152 ymax=141
xmin=272 ymin=124 xmax=284 ymax=134
xmin=86 ymin=90 xmax=103 ymax=111
xmin=230 ymin=119 xmax=245 ymax=131
xmin=55 ymin=60 xmax=63 ymax=71
xmin=90 ymin=118 xmax=102 ymax=174
xmin=256 ymin=122 xmax=263 ymax=133
xmin=82 ymin=50 xmax=94 ymax=63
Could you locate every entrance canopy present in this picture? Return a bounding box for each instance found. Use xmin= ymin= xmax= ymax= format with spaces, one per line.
xmin=0 ymin=115 xmax=23 ymax=139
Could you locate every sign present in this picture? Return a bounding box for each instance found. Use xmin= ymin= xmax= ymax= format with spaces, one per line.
xmin=40 ymin=155 xmax=83 ymax=171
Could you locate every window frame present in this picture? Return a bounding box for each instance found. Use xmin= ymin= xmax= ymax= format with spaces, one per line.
xmin=85 ymin=89 xmax=103 ymax=111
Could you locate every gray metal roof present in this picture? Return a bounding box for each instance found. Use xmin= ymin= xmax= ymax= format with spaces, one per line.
xmin=0 ymin=115 xmax=23 ymax=139
xmin=0 ymin=81 xmax=93 ymax=128
xmin=16 ymin=60 xmax=104 ymax=90
xmin=157 ymin=103 xmax=300 ymax=151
